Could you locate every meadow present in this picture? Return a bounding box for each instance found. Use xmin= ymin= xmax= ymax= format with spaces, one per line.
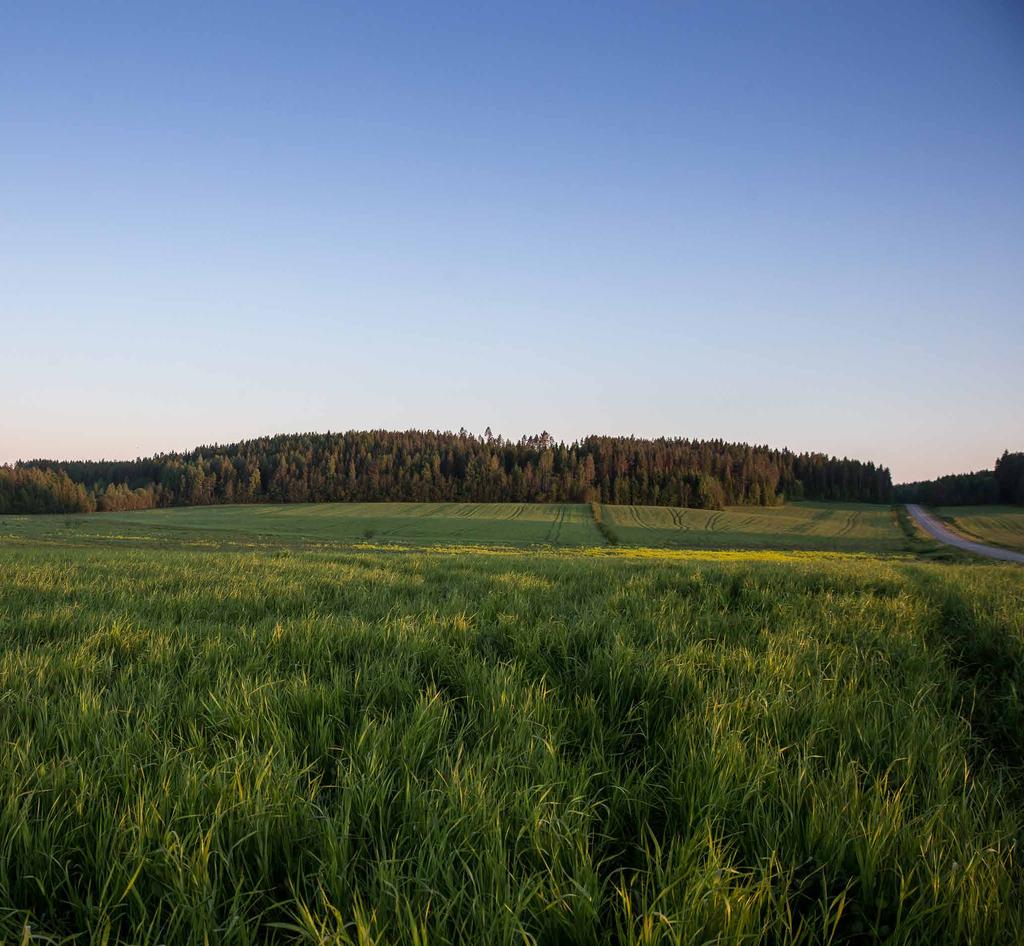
xmin=0 ymin=502 xmax=601 ymax=550
xmin=1 ymin=511 xmax=1023 ymax=945
xmin=600 ymin=501 xmax=904 ymax=553
xmin=0 ymin=499 xmax=907 ymax=554
xmin=934 ymin=505 xmax=1024 ymax=554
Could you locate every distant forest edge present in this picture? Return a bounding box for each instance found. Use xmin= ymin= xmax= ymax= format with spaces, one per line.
xmin=894 ymin=451 xmax=1024 ymax=507
xmin=2 ymin=429 xmax=895 ymax=515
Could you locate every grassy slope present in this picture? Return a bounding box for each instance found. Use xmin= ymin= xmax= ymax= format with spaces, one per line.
xmin=0 ymin=502 xmax=604 ymax=550
xmin=601 ymin=500 xmax=906 ymax=552
xmin=935 ymin=505 xmax=1024 ymax=553
xmin=0 ymin=530 xmax=1023 ymax=944
xmin=0 ymin=499 xmax=908 ymax=554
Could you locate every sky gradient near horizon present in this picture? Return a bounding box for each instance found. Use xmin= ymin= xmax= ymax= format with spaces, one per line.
xmin=2 ymin=1 xmax=1022 ymax=483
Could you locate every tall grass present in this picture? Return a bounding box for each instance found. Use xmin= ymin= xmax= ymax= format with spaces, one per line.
xmin=0 ymin=541 xmax=1022 ymax=944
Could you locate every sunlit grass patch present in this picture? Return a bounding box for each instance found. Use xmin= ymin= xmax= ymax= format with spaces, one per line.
xmin=0 ymin=531 xmax=1021 ymax=943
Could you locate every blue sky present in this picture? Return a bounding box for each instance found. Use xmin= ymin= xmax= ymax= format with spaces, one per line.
xmin=2 ymin=1 xmax=1021 ymax=482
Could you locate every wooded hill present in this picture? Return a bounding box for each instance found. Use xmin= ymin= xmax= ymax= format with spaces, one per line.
xmin=3 ymin=429 xmax=894 ymax=514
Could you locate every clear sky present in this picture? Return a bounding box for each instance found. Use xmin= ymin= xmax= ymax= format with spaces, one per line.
xmin=2 ymin=1 xmax=1022 ymax=483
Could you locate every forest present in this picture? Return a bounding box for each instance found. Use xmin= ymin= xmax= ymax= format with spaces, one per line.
xmin=2 ymin=429 xmax=894 ymax=514
xmin=894 ymin=451 xmax=1024 ymax=506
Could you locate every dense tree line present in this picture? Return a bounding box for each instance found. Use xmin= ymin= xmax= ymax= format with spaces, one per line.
xmin=893 ymin=470 xmax=999 ymax=506
xmin=995 ymin=451 xmax=1024 ymax=504
xmin=12 ymin=429 xmax=894 ymax=514
xmin=0 ymin=466 xmax=95 ymax=514
xmin=894 ymin=451 xmax=1024 ymax=506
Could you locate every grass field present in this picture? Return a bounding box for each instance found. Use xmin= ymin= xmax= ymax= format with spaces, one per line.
xmin=0 ymin=499 xmax=908 ymax=554
xmin=601 ymin=501 xmax=904 ymax=553
xmin=935 ymin=505 xmax=1024 ymax=553
xmin=1 ymin=516 xmax=1023 ymax=944
xmin=0 ymin=502 xmax=604 ymax=550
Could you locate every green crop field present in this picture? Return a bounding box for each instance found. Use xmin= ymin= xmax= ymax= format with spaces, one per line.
xmin=935 ymin=505 xmax=1024 ymax=554
xmin=601 ymin=501 xmax=905 ymax=552
xmin=0 ymin=499 xmax=909 ymax=555
xmin=1 ymin=514 xmax=1023 ymax=946
xmin=0 ymin=502 xmax=604 ymax=550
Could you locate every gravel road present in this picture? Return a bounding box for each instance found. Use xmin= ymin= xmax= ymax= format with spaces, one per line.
xmin=905 ymin=504 xmax=1024 ymax=564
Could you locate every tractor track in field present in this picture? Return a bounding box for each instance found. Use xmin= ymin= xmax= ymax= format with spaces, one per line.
xmin=544 ymin=505 xmax=567 ymax=544
xmin=629 ymin=506 xmax=656 ymax=531
xmin=790 ymin=507 xmax=830 ymax=535
xmin=836 ymin=511 xmax=858 ymax=538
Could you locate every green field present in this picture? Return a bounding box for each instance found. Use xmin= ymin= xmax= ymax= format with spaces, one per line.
xmin=935 ymin=505 xmax=1024 ymax=553
xmin=0 ymin=501 xmax=603 ymax=549
xmin=601 ymin=501 xmax=904 ymax=552
xmin=0 ymin=499 xmax=908 ymax=554
xmin=1 ymin=513 xmax=1023 ymax=945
